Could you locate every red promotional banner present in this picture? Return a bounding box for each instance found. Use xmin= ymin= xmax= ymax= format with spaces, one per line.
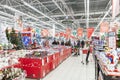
xmin=87 ymin=27 xmax=94 ymax=39
xmin=41 ymin=29 xmax=49 ymax=37
xmin=77 ymin=28 xmax=83 ymax=37
xmin=100 ymin=22 xmax=109 ymax=33
xmin=66 ymin=28 xmax=71 ymax=39
xmin=60 ymin=32 xmax=64 ymax=37
xmin=55 ymin=33 xmax=59 ymax=37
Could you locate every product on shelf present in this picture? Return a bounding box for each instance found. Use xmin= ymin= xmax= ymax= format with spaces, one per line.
xmin=0 ymin=68 xmax=26 ymax=80
xmin=25 ymin=50 xmax=48 ymax=58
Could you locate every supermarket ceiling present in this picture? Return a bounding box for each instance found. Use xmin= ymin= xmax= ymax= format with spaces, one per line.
xmin=0 ymin=0 xmax=111 ymax=31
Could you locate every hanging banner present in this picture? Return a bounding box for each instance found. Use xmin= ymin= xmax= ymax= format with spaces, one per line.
xmin=60 ymin=32 xmax=64 ymax=37
xmin=72 ymin=30 xmax=77 ymax=36
xmin=49 ymin=29 xmax=52 ymax=37
xmin=41 ymin=29 xmax=49 ymax=37
xmin=55 ymin=33 xmax=59 ymax=37
xmin=66 ymin=28 xmax=71 ymax=39
xmin=100 ymin=22 xmax=109 ymax=33
xmin=112 ymin=0 xmax=120 ymax=19
xmin=110 ymin=22 xmax=119 ymax=33
xmin=108 ymin=32 xmax=116 ymax=49
xmin=15 ymin=13 xmax=23 ymax=31
xmin=77 ymin=28 xmax=83 ymax=37
xmin=87 ymin=27 xmax=94 ymax=39
xmin=35 ymin=28 xmax=40 ymax=34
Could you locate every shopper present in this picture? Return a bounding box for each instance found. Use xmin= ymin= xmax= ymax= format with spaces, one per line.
xmin=52 ymin=39 xmax=57 ymax=45
xmin=81 ymin=40 xmax=85 ymax=48
xmin=81 ymin=40 xmax=85 ymax=64
xmin=66 ymin=39 xmax=71 ymax=46
xmin=61 ymin=40 xmax=64 ymax=45
xmin=77 ymin=40 xmax=80 ymax=55
xmin=86 ymin=41 xmax=90 ymax=65
xmin=74 ymin=41 xmax=78 ymax=55
xmin=56 ymin=40 xmax=60 ymax=45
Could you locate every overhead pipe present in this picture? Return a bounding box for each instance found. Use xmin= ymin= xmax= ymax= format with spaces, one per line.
xmin=21 ymin=0 xmax=65 ymax=29
xmin=92 ymin=6 xmax=112 ymax=36
xmin=52 ymin=0 xmax=66 ymax=16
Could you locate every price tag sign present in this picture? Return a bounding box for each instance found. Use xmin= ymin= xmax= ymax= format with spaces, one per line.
xmin=108 ymin=32 xmax=116 ymax=49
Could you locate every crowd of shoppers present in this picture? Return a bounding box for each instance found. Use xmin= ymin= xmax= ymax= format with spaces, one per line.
xmin=52 ymin=38 xmax=91 ymax=65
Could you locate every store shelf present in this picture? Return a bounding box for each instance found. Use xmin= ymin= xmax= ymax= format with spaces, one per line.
xmin=94 ymin=53 xmax=120 ymax=80
xmin=26 ymin=53 xmax=95 ymax=80
xmin=16 ymin=47 xmax=72 ymax=79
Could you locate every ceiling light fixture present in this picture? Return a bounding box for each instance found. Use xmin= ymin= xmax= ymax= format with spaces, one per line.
xmin=22 ymin=0 xmax=65 ymax=29
xmin=2 ymin=5 xmax=52 ymax=27
xmin=2 ymin=5 xmax=38 ymax=21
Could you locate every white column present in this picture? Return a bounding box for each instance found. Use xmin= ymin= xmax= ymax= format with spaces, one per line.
xmin=53 ymin=24 xmax=55 ymax=37
xmin=86 ymin=0 xmax=89 ymax=28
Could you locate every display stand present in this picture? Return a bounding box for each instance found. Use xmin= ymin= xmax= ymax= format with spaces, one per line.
xmin=94 ymin=53 xmax=120 ymax=80
xmin=17 ymin=47 xmax=72 ymax=79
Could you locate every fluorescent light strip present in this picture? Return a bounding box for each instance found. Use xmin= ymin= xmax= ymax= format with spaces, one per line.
xmin=0 ymin=11 xmax=14 ymax=18
xmin=39 ymin=21 xmax=51 ymax=26
xmin=25 ymin=14 xmax=52 ymax=26
xmin=22 ymin=0 xmax=65 ymax=29
xmin=2 ymin=5 xmax=38 ymax=20
xmin=2 ymin=5 xmax=52 ymax=27
xmin=0 ymin=15 xmax=12 ymax=21
xmin=35 ymin=23 xmax=50 ymax=29
xmin=2 ymin=4 xmax=64 ymax=32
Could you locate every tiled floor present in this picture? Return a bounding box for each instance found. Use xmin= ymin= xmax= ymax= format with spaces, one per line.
xmin=26 ymin=51 xmax=95 ymax=80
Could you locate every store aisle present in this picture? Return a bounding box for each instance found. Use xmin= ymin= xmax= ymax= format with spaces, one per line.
xmin=26 ymin=52 xmax=95 ymax=80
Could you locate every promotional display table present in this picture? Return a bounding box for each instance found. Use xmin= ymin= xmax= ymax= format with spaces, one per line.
xmin=0 ymin=63 xmax=26 ymax=80
xmin=94 ymin=54 xmax=120 ymax=80
xmin=18 ymin=47 xmax=72 ymax=79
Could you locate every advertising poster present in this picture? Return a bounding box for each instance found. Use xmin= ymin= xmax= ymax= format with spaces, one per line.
xmin=87 ymin=27 xmax=94 ymax=39
xmin=100 ymin=22 xmax=109 ymax=33
xmin=77 ymin=28 xmax=83 ymax=37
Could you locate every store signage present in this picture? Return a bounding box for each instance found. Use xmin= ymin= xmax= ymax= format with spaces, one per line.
xmin=15 ymin=13 xmax=23 ymax=31
xmin=100 ymin=22 xmax=109 ymax=33
xmin=108 ymin=32 xmax=116 ymax=49
xmin=87 ymin=27 xmax=94 ymax=39
xmin=112 ymin=0 xmax=120 ymax=19
xmin=77 ymin=28 xmax=83 ymax=37
xmin=110 ymin=22 xmax=119 ymax=33
xmin=41 ymin=29 xmax=49 ymax=37
xmin=108 ymin=32 xmax=116 ymax=37
xmin=66 ymin=28 xmax=71 ymax=39
xmin=60 ymin=32 xmax=65 ymax=37
xmin=72 ymin=30 xmax=77 ymax=36
xmin=35 ymin=28 xmax=40 ymax=34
